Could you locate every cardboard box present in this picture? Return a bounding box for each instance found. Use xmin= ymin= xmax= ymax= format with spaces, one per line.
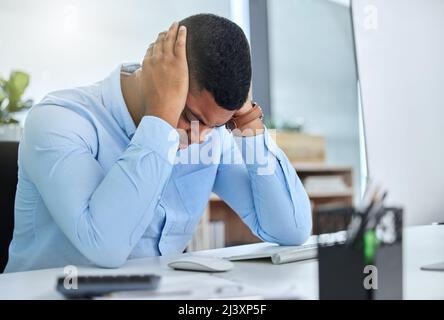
xmin=273 ymin=131 xmax=326 ymax=163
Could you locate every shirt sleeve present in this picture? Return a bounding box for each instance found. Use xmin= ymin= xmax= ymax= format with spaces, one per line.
xmin=21 ymin=105 xmax=179 ymax=268
xmin=212 ymin=128 xmax=312 ymax=245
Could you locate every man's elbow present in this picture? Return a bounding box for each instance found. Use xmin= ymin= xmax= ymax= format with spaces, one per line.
xmin=74 ymin=216 xmax=131 ymax=268
xmin=83 ymin=245 xmax=129 ymax=269
xmin=257 ymin=218 xmax=312 ymax=246
xmin=290 ymin=224 xmax=312 ymax=245
xmin=290 ymin=195 xmax=313 ymax=245
xmin=93 ymin=255 xmax=127 ymax=269
xmin=274 ymin=224 xmax=311 ymax=246
xmin=278 ymin=214 xmax=313 ymax=246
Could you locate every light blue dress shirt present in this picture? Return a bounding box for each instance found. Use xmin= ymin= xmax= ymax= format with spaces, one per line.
xmin=5 ymin=64 xmax=312 ymax=273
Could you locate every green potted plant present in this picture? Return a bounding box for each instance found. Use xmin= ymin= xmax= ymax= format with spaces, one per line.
xmin=0 ymin=71 xmax=33 ymax=140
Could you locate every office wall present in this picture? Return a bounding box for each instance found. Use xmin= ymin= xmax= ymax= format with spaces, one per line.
xmin=0 ymin=0 xmax=230 ymax=105
xmin=268 ymin=0 xmax=361 ymax=198
xmin=1 ymin=0 xmax=362 ymax=200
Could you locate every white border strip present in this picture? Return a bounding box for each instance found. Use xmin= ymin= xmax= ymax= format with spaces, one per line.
xmin=230 ymin=0 xmax=251 ymax=43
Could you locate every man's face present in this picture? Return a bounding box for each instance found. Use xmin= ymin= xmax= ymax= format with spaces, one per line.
xmin=177 ymin=89 xmax=236 ymax=149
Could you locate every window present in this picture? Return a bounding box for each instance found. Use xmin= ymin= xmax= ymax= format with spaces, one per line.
xmin=268 ymin=0 xmax=361 ymax=197
xmin=0 ymin=0 xmax=231 ymax=103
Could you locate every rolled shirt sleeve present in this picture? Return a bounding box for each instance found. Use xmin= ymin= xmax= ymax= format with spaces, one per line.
xmin=213 ymin=128 xmax=312 ymax=245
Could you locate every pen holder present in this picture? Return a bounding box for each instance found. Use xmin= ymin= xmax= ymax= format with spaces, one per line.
xmin=316 ymin=206 xmax=403 ymax=300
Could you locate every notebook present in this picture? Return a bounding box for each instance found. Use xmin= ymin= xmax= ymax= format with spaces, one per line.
xmin=226 ymin=243 xmax=318 ymax=265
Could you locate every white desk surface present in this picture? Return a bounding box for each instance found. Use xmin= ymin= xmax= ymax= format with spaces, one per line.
xmin=0 ymin=225 xmax=443 ymax=300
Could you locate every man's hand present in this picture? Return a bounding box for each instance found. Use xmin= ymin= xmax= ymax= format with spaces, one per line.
xmin=139 ymin=22 xmax=188 ymax=128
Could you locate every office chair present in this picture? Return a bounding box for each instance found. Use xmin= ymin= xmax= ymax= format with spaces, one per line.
xmin=0 ymin=141 xmax=19 ymax=272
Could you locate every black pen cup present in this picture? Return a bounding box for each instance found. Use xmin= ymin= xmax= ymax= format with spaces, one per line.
xmin=316 ymin=206 xmax=403 ymax=300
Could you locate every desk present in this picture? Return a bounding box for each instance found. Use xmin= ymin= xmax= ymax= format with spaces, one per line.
xmin=0 ymin=225 xmax=443 ymax=299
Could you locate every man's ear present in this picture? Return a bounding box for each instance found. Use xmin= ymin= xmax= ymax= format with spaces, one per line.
xmin=185 ymin=91 xmax=195 ymax=108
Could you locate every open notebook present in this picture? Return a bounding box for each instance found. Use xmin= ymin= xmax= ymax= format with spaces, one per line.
xmin=225 ymin=243 xmax=318 ymax=265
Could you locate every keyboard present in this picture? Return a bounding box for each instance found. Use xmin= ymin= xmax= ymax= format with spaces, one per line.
xmin=226 ymin=243 xmax=318 ymax=265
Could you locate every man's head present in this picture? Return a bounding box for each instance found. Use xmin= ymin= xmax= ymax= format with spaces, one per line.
xmin=177 ymin=14 xmax=252 ymax=146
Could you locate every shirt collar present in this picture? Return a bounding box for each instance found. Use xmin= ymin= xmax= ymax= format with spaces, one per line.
xmin=101 ymin=63 xmax=140 ymax=139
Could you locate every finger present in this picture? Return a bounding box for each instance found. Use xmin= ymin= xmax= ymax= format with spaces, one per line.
xmin=159 ymin=31 xmax=167 ymax=51
xmin=164 ymin=21 xmax=179 ymax=55
xmin=147 ymin=43 xmax=154 ymax=57
xmin=153 ymin=31 xmax=167 ymax=56
xmin=174 ymin=25 xmax=187 ymax=58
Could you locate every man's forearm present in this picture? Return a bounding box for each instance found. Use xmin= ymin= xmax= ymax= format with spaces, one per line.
xmin=25 ymin=108 xmax=179 ymax=268
xmin=235 ymin=130 xmax=312 ymax=245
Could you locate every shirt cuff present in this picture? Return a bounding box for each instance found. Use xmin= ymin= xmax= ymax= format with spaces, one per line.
xmin=130 ymin=116 xmax=179 ymax=164
xmin=234 ymin=127 xmax=283 ymax=162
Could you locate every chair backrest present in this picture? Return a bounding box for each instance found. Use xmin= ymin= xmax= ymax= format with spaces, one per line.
xmin=0 ymin=141 xmax=19 ymax=272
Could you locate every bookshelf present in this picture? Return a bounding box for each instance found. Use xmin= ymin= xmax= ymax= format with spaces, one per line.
xmin=293 ymin=164 xmax=354 ymax=234
xmin=188 ymin=164 xmax=354 ymax=250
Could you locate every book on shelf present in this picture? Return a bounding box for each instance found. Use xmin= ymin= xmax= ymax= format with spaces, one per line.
xmin=303 ymin=175 xmax=351 ymax=195
xmin=209 ymin=220 xmax=225 ymax=249
xmin=188 ymin=211 xmax=226 ymax=251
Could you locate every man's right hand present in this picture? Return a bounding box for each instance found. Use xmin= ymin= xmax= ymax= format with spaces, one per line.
xmin=139 ymin=22 xmax=188 ymax=128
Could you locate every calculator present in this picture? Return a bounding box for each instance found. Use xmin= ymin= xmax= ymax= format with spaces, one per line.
xmin=56 ymin=274 xmax=161 ymax=299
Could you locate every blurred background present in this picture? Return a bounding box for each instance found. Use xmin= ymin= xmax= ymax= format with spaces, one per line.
xmin=0 ymin=0 xmax=363 ymax=249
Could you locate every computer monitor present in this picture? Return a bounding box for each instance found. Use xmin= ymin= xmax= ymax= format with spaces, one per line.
xmin=351 ymin=0 xmax=444 ymax=226
xmin=351 ymin=0 xmax=444 ymax=270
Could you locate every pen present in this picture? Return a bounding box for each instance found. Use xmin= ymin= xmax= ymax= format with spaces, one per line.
xmin=348 ymin=200 xmax=374 ymax=246
xmin=365 ymin=191 xmax=388 ymax=230
xmin=351 ymin=189 xmax=388 ymax=247
xmin=346 ymin=184 xmax=380 ymax=245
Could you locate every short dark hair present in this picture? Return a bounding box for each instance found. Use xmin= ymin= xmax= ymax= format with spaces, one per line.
xmin=180 ymin=14 xmax=252 ymax=111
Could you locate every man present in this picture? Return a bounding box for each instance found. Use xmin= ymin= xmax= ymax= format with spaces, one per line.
xmin=5 ymin=14 xmax=311 ymax=272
